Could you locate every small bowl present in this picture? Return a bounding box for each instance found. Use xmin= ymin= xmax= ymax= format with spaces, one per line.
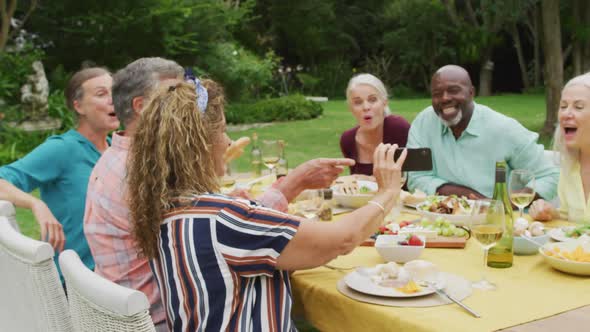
xmin=375 ymin=235 xmax=425 ymax=263
xmin=513 ymin=233 xmax=550 ymax=255
xmin=539 ymin=241 xmax=590 ymax=276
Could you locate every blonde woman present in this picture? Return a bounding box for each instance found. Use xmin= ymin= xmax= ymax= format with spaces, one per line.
xmin=530 ymin=73 xmax=590 ymax=222
xmin=127 ymin=81 xmax=406 ymax=330
xmin=340 ymin=73 xmax=410 ymax=175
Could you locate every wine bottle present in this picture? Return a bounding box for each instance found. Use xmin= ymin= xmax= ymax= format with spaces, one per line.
xmin=250 ymin=133 xmax=262 ymax=176
xmin=277 ymin=140 xmax=288 ymax=178
xmin=487 ymin=160 xmax=514 ymax=268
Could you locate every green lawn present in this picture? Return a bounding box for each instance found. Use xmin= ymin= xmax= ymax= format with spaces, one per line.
xmin=18 ymin=94 xmax=549 ymax=239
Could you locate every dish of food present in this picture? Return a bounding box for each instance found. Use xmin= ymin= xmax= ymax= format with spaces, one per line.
xmin=548 ymin=225 xmax=590 ymax=242
xmin=539 ymin=242 xmax=590 ymax=275
xmin=415 ymin=196 xmax=482 ymax=226
xmin=332 ymin=176 xmax=378 ymax=208
xmin=343 ymin=262 xmax=437 ymax=298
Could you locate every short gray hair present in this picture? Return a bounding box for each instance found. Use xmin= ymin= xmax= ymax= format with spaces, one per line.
xmin=346 ymin=73 xmax=391 ymax=115
xmin=553 ymin=73 xmax=590 ymax=169
xmin=112 ymin=57 xmax=184 ymax=125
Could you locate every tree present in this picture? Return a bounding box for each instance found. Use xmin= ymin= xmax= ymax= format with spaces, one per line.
xmin=441 ymin=0 xmax=536 ymax=96
xmin=0 ymin=0 xmax=37 ymax=52
xmin=540 ymin=0 xmax=563 ymax=135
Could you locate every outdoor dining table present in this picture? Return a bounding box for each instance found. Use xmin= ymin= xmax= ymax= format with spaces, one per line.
xmin=290 ymin=211 xmax=590 ymax=332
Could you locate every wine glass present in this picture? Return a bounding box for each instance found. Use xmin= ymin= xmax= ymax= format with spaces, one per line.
xmin=509 ymin=169 xmax=536 ymax=219
xmin=400 ymin=171 xmax=408 ymax=188
xmin=470 ymin=199 xmax=506 ymax=291
xmin=261 ymin=140 xmax=280 ymax=175
xmin=296 ymin=189 xmax=324 ymax=221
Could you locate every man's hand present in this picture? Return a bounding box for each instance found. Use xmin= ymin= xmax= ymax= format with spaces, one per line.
xmin=276 ymin=158 xmax=355 ymax=202
xmin=31 ymin=199 xmax=65 ymax=252
xmin=436 ymin=183 xmax=487 ymax=200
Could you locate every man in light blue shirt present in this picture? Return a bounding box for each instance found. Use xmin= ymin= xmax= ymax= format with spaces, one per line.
xmin=407 ymin=65 xmax=558 ymax=199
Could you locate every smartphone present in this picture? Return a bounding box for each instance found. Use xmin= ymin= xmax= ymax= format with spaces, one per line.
xmin=393 ymin=148 xmax=433 ymax=172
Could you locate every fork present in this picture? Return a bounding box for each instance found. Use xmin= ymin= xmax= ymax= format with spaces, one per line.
xmin=422 ymin=280 xmax=481 ymax=318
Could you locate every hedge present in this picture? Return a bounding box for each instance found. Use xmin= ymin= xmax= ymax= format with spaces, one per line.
xmin=225 ymin=94 xmax=323 ymax=124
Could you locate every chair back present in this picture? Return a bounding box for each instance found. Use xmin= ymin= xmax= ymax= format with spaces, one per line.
xmin=0 ymin=200 xmax=19 ymax=231
xmin=0 ymin=217 xmax=72 ymax=331
xmin=59 ymin=250 xmax=156 ymax=332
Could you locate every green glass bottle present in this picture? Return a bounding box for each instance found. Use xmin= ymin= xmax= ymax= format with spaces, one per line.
xmin=250 ymin=133 xmax=262 ymax=176
xmin=487 ymin=160 xmax=514 ymax=268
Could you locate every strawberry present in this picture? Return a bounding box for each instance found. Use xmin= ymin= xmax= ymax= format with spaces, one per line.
xmin=399 ymin=221 xmax=411 ymax=228
xmin=408 ymin=235 xmax=423 ymax=246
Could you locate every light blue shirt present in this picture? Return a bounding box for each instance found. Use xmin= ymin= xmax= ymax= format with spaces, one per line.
xmin=407 ymin=103 xmax=559 ymax=199
xmin=0 ymin=130 xmax=109 ymax=277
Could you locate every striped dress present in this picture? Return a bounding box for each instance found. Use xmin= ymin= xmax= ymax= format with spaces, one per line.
xmin=150 ymin=194 xmax=301 ymax=332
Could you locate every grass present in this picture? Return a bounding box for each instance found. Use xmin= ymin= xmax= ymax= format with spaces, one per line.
xmin=17 ymin=94 xmax=548 ymax=238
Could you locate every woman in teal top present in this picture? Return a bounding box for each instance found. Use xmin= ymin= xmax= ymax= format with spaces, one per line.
xmin=0 ymin=67 xmax=120 ymax=272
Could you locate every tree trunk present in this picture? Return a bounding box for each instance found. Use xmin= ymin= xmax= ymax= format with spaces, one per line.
xmin=478 ymin=58 xmax=494 ymax=97
xmin=541 ymin=0 xmax=563 ymax=136
xmin=511 ymin=24 xmax=530 ymax=91
xmin=533 ymin=4 xmax=542 ymax=87
xmin=583 ymin=1 xmax=590 ymax=72
xmin=573 ymin=0 xmax=583 ymax=75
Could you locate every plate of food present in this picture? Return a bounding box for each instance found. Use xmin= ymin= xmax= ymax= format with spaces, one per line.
xmin=415 ymin=195 xmax=482 ymax=226
xmin=332 ymin=176 xmax=378 ymax=209
xmin=548 ymin=224 xmax=590 ymax=242
xmin=343 ymin=261 xmax=439 ymax=298
xmin=400 ymin=189 xmax=427 ymax=209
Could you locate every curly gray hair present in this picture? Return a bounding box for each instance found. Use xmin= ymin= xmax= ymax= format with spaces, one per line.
xmin=112 ymin=57 xmax=184 ymax=126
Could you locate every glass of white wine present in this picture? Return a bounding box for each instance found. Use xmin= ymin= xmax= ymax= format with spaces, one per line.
xmin=470 ymin=199 xmax=506 ymax=291
xmin=296 ymin=189 xmax=324 ymax=221
xmin=261 ymin=140 xmax=280 ymax=175
xmin=509 ymin=169 xmax=536 ymax=219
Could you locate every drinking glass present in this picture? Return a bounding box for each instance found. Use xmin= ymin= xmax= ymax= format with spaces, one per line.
xmin=509 ymin=169 xmax=536 ymax=218
xmin=470 ymin=199 xmax=506 ymax=291
xmin=400 ymin=171 xmax=408 ymax=188
xmin=296 ymin=189 xmax=325 ymax=221
xmin=261 ymin=140 xmax=280 ymax=175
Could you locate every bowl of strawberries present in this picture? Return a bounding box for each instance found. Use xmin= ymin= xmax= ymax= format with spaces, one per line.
xmin=375 ymin=234 xmax=425 ymax=263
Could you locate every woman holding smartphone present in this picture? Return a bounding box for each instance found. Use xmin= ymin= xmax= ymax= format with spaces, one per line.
xmin=340 ymin=73 xmax=410 ymax=175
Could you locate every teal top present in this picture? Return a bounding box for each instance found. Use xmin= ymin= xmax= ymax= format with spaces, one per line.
xmin=407 ymin=103 xmax=559 ymax=199
xmin=0 ymin=129 xmax=109 ymax=277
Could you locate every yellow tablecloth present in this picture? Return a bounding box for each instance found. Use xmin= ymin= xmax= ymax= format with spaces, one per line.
xmin=291 ymin=215 xmax=590 ymax=332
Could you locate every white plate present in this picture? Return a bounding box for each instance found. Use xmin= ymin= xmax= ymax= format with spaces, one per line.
xmin=415 ymin=200 xmax=482 ymax=226
xmin=343 ymin=269 xmax=436 ymax=298
xmin=540 ymin=242 xmax=590 ymax=276
xmin=548 ymin=227 xmax=578 ymax=242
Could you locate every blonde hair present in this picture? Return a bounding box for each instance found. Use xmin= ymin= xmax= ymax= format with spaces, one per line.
xmin=346 ymin=73 xmax=391 ymax=115
xmin=127 ymin=80 xmax=225 ymax=259
xmin=553 ymin=73 xmax=590 ymax=170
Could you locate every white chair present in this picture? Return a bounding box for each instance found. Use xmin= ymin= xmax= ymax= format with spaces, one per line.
xmin=0 ymin=217 xmax=73 ymax=332
xmin=59 ymin=250 xmax=156 ymax=332
xmin=0 ymin=199 xmax=19 ymax=232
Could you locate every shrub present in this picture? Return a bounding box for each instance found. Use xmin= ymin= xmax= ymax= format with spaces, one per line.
xmin=0 ymin=44 xmax=45 ymax=105
xmin=203 ymin=42 xmax=279 ymax=101
xmin=225 ymin=95 xmax=323 ymax=124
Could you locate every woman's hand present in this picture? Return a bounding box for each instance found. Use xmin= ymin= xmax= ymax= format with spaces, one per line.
xmin=373 ymin=143 xmax=407 ymax=193
xmin=31 ymin=199 xmax=65 ymax=252
xmin=529 ymin=199 xmax=557 ymax=221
